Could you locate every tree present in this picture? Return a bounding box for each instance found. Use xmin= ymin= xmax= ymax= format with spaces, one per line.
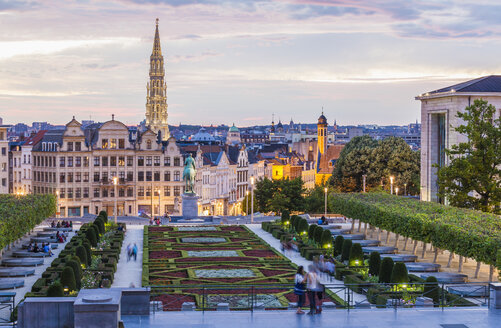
xmin=390 ymin=262 xmax=409 ymax=284
xmin=281 ymin=210 xmax=290 ymax=225
xmin=334 ymin=235 xmax=344 ymax=256
xmin=436 ymin=99 xmax=500 ymax=214
xmin=349 ymin=243 xmax=364 ymax=266
xmin=341 ymin=239 xmax=352 ymax=262
xmin=253 ymin=177 xmax=305 ymax=213
xmin=369 ymin=251 xmax=381 ymax=276
xmin=379 ymin=257 xmax=394 ymax=284
xmin=61 ymin=266 xmax=76 ymax=291
xmin=241 ymin=193 xmax=259 ymax=215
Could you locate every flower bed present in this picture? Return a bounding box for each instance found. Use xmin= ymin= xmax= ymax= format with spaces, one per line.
xmin=143 ymin=225 xmax=342 ymax=310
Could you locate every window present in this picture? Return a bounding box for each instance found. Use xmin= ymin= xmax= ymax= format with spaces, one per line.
xmin=75 ymin=142 xmax=81 ymax=151
xmin=146 ymin=171 xmax=152 ymax=181
xmin=118 ymin=156 xmax=125 ymax=166
xmin=23 ymin=155 xmax=26 ymax=163
xmin=60 ymin=157 xmax=65 ymax=167
xmin=102 ymin=171 xmax=108 ymax=182
xmin=127 ymin=156 xmax=133 ymax=166
xmin=127 ymin=171 xmax=133 ymax=182
xmin=174 ymin=186 xmax=180 ymax=196
xmin=102 ymin=139 xmax=108 ymax=149
xmin=119 ymin=139 xmax=125 ymax=149
xmin=102 ymin=156 xmax=108 ymax=166
xmin=164 ymin=156 xmax=171 ymax=166
xmin=83 ymin=187 xmax=89 ymax=198
xmin=94 ymin=156 xmax=100 ymax=166
xmin=75 ymin=188 xmax=81 ymax=199
xmin=110 ymin=139 xmax=117 ymax=149
xmin=67 ymin=173 xmax=73 ymax=183
xmin=67 ymin=142 xmax=73 ymax=151
xmin=110 ymin=156 xmax=116 ymax=166
xmin=94 ymin=172 xmax=100 ymax=182
xmin=174 ymin=171 xmax=180 ymax=181
xmin=119 ymin=171 xmax=125 ymax=182
xmin=146 ymin=186 xmax=152 ymax=196
xmin=94 ymin=188 xmax=100 ymax=197
xmin=164 ymin=186 xmax=170 ymax=196
xmin=60 ymin=173 xmax=65 ymax=183
xmin=102 ymin=188 xmax=108 ymax=197
xmin=146 ymin=139 xmax=152 ymax=149
xmin=146 ymin=156 xmax=152 ymax=166
xmin=75 ymin=156 xmax=81 ymax=167
xmin=174 ymin=157 xmax=180 ymax=166
xmin=1 ymin=147 xmax=5 ymax=156
xmin=67 ymin=157 xmax=73 ymax=167
xmin=154 ymin=171 xmax=160 ymax=181
xmin=75 ymin=172 xmax=81 ymax=182
xmin=154 ymin=156 xmax=160 ymax=166
xmin=67 ymin=188 xmax=73 ymax=199
xmin=119 ymin=188 xmax=125 ymax=197
xmin=138 ymin=186 xmax=144 ymax=197
xmin=138 ymin=171 xmax=144 ymax=181
xmin=83 ymin=156 xmax=89 ymax=167
xmin=164 ymin=171 xmax=171 ymax=181
xmin=83 ymin=172 xmax=89 ymax=182
xmin=137 ymin=156 xmax=144 ymax=166
xmin=127 ymin=187 xmax=133 ymax=197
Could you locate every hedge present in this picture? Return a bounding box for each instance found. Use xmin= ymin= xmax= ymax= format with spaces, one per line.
xmin=330 ymin=192 xmax=501 ymax=266
xmin=369 ymin=251 xmax=381 ymax=276
xmin=0 ymin=194 xmax=56 ymax=250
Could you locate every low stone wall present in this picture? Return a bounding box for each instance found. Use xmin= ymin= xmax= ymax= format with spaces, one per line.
xmin=17 ymin=297 xmax=76 ymax=328
xmin=121 ymin=288 xmax=150 ymax=315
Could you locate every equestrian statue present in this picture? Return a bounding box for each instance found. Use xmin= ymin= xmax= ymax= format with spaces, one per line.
xmin=182 ymin=154 xmax=197 ymax=194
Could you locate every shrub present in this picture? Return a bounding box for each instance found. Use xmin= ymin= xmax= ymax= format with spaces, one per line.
xmin=298 ymin=219 xmax=309 ymax=235
xmin=82 ymin=240 xmax=92 ymax=266
xmin=75 ymin=246 xmax=87 ymax=266
xmin=66 ymin=259 xmax=82 ymax=290
xmin=293 ymin=215 xmax=301 ymax=232
xmin=281 ymin=210 xmax=290 ymax=225
xmin=334 ymin=235 xmax=344 ymax=256
xmin=314 ymin=226 xmax=324 ymax=244
xmin=379 ymin=257 xmax=394 ymax=283
xmin=341 ymin=239 xmax=352 ymax=262
xmin=92 ymin=224 xmax=101 ymax=241
xmin=391 ymin=262 xmax=409 ymax=284
xmin=47 ymin=282 xmax=64 ymax=297
xmin=321 ymin=229 xmax=333 ymax=248
xmin=349 ymin=243 xmax=364 ymax=265
xmin=369 ymin=251 xmax=381 ymax=276
xmin=99 ymin=210 xmax=108 ymax=222
xmin=94 ymin=218 xmax=105 ymax=234
xmin=61 ymin=266 xmax=76 ymax=291
xmin=308 ymin=224 xmax=317 ymax=240
xmin=86 ymin=227 xmax=97 ymax=247
xmin=424 ymin=276 xmax=439 ymax=305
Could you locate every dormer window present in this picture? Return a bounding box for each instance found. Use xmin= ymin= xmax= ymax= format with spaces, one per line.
xmin=110 ymin=139 xmax=117 ymax=149
xmin=75 ymin=142 xmax=81 ymax=151
xmin=147 ymin=140 xmax=152 ymax=150
xmin=67 ymin=142 xmax=73 ymax=151
xmin=42 ymin=142 xmax=46 ymax=151
xmin=102 ymin=139 xmax=108 ymax=149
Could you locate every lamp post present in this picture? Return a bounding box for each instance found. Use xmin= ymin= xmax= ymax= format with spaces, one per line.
xmin=246 ymin=190 xmax=249 ymax=215
xmin=395 ymin=187 xmax=399 ymax=196
xmin=390 ymin=176 xmax=394 ymax=195
xmin=362 ymin=174 xmax=367 ymax=193
xmin=56 ymin=190 xmax=60 ymax=219
xmin=157 ymin=189 xmax=161 ymax=218
xmin=250 ymin=176 xmax=255 ymax=224
xmin=113 ymin=177 xmax=118 ymax=224
xmin=404 ymin=183 xmax=407 ymax=196
xmin=324 ymin=187 xmax=328 ymax=216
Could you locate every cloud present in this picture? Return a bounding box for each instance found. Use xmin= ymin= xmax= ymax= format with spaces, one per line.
xmin=0 ymin=0 xmax=39 ymax=12
xmin=168 ymin=51 xmax=222 ymax=63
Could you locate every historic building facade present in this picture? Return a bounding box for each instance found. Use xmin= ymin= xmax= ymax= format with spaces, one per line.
xmin=0 ymin=124 xmax=9 ymax=194
xmin=31 ymin=117 xmax=184 ymax=217
xmin=416 ymin=75 xmax=501 ymax=202
xmin=145 ymin=19 xmax=170 ymax=141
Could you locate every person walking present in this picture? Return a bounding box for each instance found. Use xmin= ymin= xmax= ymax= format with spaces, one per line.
xmin=126 ymin=244 xmax=131 ymax=262
xmin=132 ymin=243 xmax=138 ymax=261
xmin=306 ymin=264 xmax=320 ymax=315
xmin=294 ymin=266 xmax=307 ymax=314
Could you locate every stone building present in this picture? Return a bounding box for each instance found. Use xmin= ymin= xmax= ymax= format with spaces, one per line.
xmin=416 ymin=75 xmax=501 ymax=202
xmin=226 ymin=124 xmax=241 ymax=145
xmin=0 ymin=123 xmax=9 ymax=194
xmin=31 ymin=117 xmax=184 ymax=217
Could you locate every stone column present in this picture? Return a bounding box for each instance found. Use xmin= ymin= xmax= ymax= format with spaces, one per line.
xmin=74 ymin=289 xmax=121 ymax=328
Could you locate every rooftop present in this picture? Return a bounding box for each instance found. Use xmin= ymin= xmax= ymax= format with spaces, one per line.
xmin=418 ymin=75 xmax=501 ymax=99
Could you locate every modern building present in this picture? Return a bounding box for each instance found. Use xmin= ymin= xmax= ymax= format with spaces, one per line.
xmin=416 ymin=75 xmax=501 ymax=202
xmin=31 ymin=117 xmax=184 ymax=217
xmin=145 ymin=19 xmax=170 ymax=141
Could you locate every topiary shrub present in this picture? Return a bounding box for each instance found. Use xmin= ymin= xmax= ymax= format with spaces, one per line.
xmin=60 ymin=266 xmax=76 ymax=291
xmin=379 ymin=257 xmax=394 ymax=284
xmin=349 ymin=243 xmax=364 ymax=265
xmin=94 ymin=217 xmax=105 ymax=234
xmin=82 ymin=240 xmax=92 ymax=266
xmin=281 ymin=210 xmax=290 ymax=225
xmin=298 ymin=219 xmax=309 ymax=235
xmin=75 ymin=245 xmax=87 ymax=267
xmin=334 ymin=235 xmax=344 ymax=256
xmin=321 ymin=229 xmax=333 ymax=248
xmin=66 ymin=259 xmax=82 ymax=290
xmin=92 ymin=224 xmax=101 ymax=241
xmin=314 ymin=226 xmax=324 ymax=244
xmin=424 ymin=276 xmax=439 ymax=305
xmin=308 ymin=224 xmax=317 ymax=240
xmin=47 ymin=282 xmax=64 ymax=297
xmin=293 ymin=216 xmax=301 ymax=233
xmin=99 ymin=210 xmax=108 ymax=222
xmin=86 ymin=228 xmax=97 ymax=247
xmin=341 ymin=239 xmax=352 ymax=262
xmin=391 ymin=262 xmax=409 ymax=284
xmin=369 ymin=251 xmax=381 ymax=276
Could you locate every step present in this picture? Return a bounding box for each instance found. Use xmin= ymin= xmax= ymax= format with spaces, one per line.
xmin=329 ymin=229 xmax=352 ymax=235
xmin=352 ymin=239 xmax=380 ymax=247
xmin=405 ymin=262 xmax=441 ymax=272
xmin=30 ymin=237 xmax=58 ymax=243
xmin=0 ymin=268 xmax=35 ymax=277
xmin=340 ymin=234 xmax=365 ymax=240
xmin=362 ymin=246 xmax=397 ymax=254
xmin=419 ymin=272 xmax=468 ymax=284
xmin=12 ymin=251 xmax=50 ymax=258
xmin=381 ymin=254 xmax=418 ymax=262
xmin=2 ymin=258 xmax=44 ymax=267
xmin=43 ymin=227 xmax=72 ymax=232
xmin=22 ymin=243 xmax=58 ymax=250
xmin=0 ymin=279 xmax=24 ymax=290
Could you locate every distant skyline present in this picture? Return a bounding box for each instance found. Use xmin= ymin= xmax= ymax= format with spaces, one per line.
xmin=1 ymin=0 xmax=501 ymax=126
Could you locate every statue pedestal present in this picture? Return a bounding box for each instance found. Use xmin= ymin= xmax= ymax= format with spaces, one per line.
xmin=182 ymin=193 xmax=199 ymax=218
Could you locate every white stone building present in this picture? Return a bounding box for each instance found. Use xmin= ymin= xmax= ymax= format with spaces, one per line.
xmin=416 ymin=75 xmax=501 ymax=202
xmin=0 ymin=124 xmax=9 ymax=194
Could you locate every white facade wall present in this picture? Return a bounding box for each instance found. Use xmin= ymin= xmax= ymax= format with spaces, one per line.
xmin=0 ymin=127 xmax=8 ymax=194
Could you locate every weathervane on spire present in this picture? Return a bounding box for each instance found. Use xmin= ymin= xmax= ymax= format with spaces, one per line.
xmin=156 ymin=18 xmax=159 ymax=25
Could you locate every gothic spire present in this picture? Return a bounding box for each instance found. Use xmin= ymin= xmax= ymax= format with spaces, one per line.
xmin=152 ymin=18 xmax=162 ymax=57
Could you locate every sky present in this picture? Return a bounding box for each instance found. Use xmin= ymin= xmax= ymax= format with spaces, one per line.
xmin=1 ymin=0 xmax=501 ymax=127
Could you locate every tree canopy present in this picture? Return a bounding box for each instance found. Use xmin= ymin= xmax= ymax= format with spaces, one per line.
xmin=253 ymin=177 xmax=305 ymax=213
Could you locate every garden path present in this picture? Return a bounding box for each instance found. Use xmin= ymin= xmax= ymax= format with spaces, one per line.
xmin=247 ymin=224 xmax=367 ymax=304
xmin=112 ymin=225 xmax=144 ymax=288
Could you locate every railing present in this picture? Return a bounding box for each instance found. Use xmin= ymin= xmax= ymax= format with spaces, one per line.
xmin=0 ymin=292 xmax=15 ymax=325
xmin=148 ymin=282 xmax=491 ymax=312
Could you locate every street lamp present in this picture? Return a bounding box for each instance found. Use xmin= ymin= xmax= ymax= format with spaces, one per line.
xmin=246 ymin=190 xmax=249 ymax=215
xmin=324 ymin=187 xmax=328 ymax=216
xmin=362 ymin=174 xmax=367 ymax=193
xmin=56 ymin=190 xmax=60 ymax=219
xmin=250 ymin=176 xmax=255 ymax=224
xmin=390 ymin=176 xmax=394 ymax=195
xmin=395 ymin=187 xmax=399 ymax=196
xmin=157 ymin=189 xmax=161 ymax=218
xmin=404 ymin=183 xmax=407 ymax=196
xmin=113 ymin=176 xmax=118 ymax=224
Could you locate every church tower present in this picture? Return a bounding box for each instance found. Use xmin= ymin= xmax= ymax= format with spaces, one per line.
xmin=145 ymin=18 xmax=170 ymax=140
xmin=317 ymin=111 xmax=327 ymax=156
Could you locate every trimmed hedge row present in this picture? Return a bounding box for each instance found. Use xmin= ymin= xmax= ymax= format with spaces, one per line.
xmin=0 ymin=194 xmax=56 ymax=251
xmin=330 ymin=192 xmax=501 ymax=266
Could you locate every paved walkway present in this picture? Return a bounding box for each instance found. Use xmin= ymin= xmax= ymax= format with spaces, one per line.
xmin=247 ymin=224 xmax=366 ymax=304
xmin=123 ymin=307 xmax=500 ymax=328
xmin=112 ymin=225 xmax=144 ymax=288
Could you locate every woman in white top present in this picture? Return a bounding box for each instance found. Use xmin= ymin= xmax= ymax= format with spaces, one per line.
xmin=307 ymin=264 xmax=323 ymax=314
xmin=294 ymin=266 xmax=307 ymax=314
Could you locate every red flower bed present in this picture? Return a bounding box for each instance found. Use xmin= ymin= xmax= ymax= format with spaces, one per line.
xmin=242 ymin=250 xmax=277 ymax=257
xmin=176 ymin=257 xmax=255 ymax=262
xmin=150 ymin=270 xmax=188 ymax=278
xmin=150 ymin=250 xmax=182 ymax=259
xmin=150 ymin=227 xmax=173 ymax=232
xmin=260 ymin=269 xmax=294 ymax=277
xmin=153 ymin=294 xmax=196 ymax=311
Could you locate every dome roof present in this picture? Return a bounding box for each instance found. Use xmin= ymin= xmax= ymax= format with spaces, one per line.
xmin=277 ymin=120 xmax=283 ymax=129
xmin=229 ymin=123 xmax=239 ymax=132
xmin=318 ymin=113 xmax=327 ymax=124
